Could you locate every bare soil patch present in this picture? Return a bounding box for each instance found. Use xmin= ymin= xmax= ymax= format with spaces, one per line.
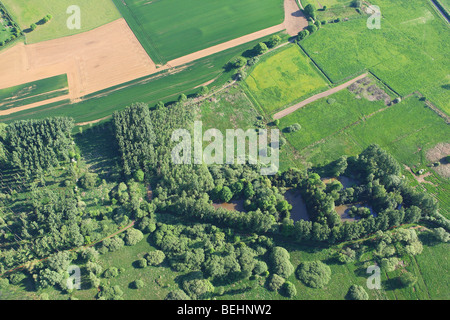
xmin=426 ymin=143 xmax=450 ymax=178
xmin=0 ymin=19 xmax=157 ymax=115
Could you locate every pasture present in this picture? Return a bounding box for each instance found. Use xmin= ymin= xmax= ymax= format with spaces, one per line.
xmin=278 ymin=87 xmax=389 ymax=153
xmin=1 ymin=0 xmax=121 ymax=43
xmin=111 ymin=0 xmax=284 ymax=64
xmin=245 ymin=44 xmax=330 ymax=115
xmin=300 ymin=0 xmax=450 ymax=114
xmin=0 ymin=74 xmax=68 ymax=111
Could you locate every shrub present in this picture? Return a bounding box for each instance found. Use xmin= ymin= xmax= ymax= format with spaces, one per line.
xmin=267 ymin=35 xmax=282 ymax=48
xmin=124 ymin=228 xmax=144 ymax=246
xmin=431 ymin=227 xmax=450 ymax=243
xmin=296 ymin=261 xmax=331 ymax=288
xmin=165 ymin=290 xmax=191 ymax=300
xmin=254 ymin=42 xmax=269 ymax=55
xmin=297 ymin=30 xmax=309 ymax=41
xmin=133 ymin=169 xmax=145 ymax=182
xmin=267 ymin=274 xmax=285 ymax=291
xmin=269 ymin=247 xmax=294 ymax=279
xmin=398 ymin=272 xmax=417 ymax=288
xmin=133 ymin=280 xmax=144 ymax=289
xmin=30 ymin=24 xmax=37 ymax=31
xmin=103 ymin=267 xmax=120 ymax=278
xmin=136 ymin=258 xmax=148 ymax=268
xmin=282 ymin=281 xmax=297 ymax=298
xmin=253 ymin=261 xmax=268 ymax=275
xmin=232 ymin=56 xmax=247 ymax=68
xmin=346 ymin=284 xmax=369 ymax=300
xmin=285 ymin=123 xmax=301 ymax=133
xmin=146 ymin=250 xmax=166 ymax=266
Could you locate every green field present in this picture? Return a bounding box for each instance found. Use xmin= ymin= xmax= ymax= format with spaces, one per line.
xmin=300 ymin=0 xmax=450 ymax=114
xmin=0 ymin=74 xmax=68 ymax=110
xmin=245 ymin=45 xmax=330 ymax=115
xmin=296 ymin=95 xmax=450 ymax=168
xmin=278 ymin=88 xmax=389 ymax=153
xmin=1 ymin=0 xmax=121 ymax=43
xmin=112 ymin=0 xmax=284 ymax=64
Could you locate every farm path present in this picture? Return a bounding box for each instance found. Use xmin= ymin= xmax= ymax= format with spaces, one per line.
xmin=273 ymin=73 xmax=369 ymax=119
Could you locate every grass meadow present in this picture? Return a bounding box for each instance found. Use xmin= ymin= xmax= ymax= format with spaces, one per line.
xmin=112 ymin=0 xmax=284 ymax=64
xmin=244 ymin=44 xmax=330 ymax=115
xmin=0 ymin=74 xmax=68 ymax=110
xmin=1 ymin=0 xmax=121 ymax=43
xmin=300 ymin=0 xmax=450 ymax=114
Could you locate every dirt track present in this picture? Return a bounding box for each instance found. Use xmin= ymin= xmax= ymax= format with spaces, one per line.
xmin=273 ymin=73 xmax=369 ymax=119
xmin=1 ymin=1 xmax=308 ymax=117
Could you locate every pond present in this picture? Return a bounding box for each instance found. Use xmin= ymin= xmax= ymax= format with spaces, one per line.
xmin=284 ymin=189 xmax=310 ymax=222
xmin=212 ymin=199 xmax=245 ymax=212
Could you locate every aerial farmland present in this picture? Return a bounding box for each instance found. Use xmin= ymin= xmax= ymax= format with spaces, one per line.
xmin=0 ymin=0 xmax=448 ymax=306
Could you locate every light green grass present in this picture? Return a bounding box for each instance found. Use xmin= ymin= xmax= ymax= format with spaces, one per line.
xmin=111 ymin=0 xmax=284 ymax=64
xmin=301 ymin=0 xmax=450 ymax=115
xmin=301 ymin=0 xmax=353 ymax=8
xmin=1 ymin=0 xmax=121 ymax=43
xmin=0 ymin=74 xmax=68 ymax=110
xmin=278 ymin=89 xmax=388 ymax=153
xmin=245 ymin=45 xmax=330 ymax=115
xmin=302 ymin=96 xmax=450 ymax=167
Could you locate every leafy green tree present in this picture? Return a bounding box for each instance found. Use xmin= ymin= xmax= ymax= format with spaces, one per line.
xmin=267 ymin=274 xmax=285 ymax=291
xmin=346 ymin=284 xmax=369 ymax=300
xmin=398 ymin=272 xmax=417 ymax=288
xmin=165 ymin=290 xmax=191 ymax=300
xmin=297 ymin=29 xmax=310 ymax=41
xmin=269 ymin=247 xmax=294 ymax=279
xmin=296 ymin=261 xmax=331 ymax=288
xmin=125 ymin=228 xmax=144 ymax=246
xmin=146 ymin=250 xmax=166 ymax=266
xmin=267 ymin=35 xmax=282 ymax=48
xmin=254 ymin=42 xmax=269 ymax=55
xmin=133 ymin=280 xmax=144 ymax=289
xmin=282 ymin=281 xmax=297 ymax=298
xmin=431 ymin=227 xmax=450 ymax=243
xmin=232 ymin=56 xmax=247 ymax=68
xmin=220 ymin=186 xmax=233 ymax=203
xmin=304 ymin=4 xmax=316 ymax=18
xmin=134 ymin=169 xmax=145 ymax=182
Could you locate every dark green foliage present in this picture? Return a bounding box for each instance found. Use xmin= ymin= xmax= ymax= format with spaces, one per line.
xmin=254 ymin=42 xmax=269 ymax=55
xmin=282 ymin=281 xmax=297 ymax=298
xmin=97 ymin=285 xmax=124 ymax=300
xmin=346 ymin=284 xmax=368 ymax=300
xmin=4 ymin=117 xmax=74 ymax=175
xmin=296 ymin=261 xmax=331 ymax=288
xmin=132 ymin=279 xmax=144 ymax=289
xmin=113 ymin=103 xmax=156 ymax=176
xmin=267 ymin=273 xmax=285 ymax=291
xmin=124 ymin=228 xmax=144 ymax=246
xmin=103 ymin=267 xmax=120 ymax=278
xmin=165 ymin=290 xmax=191 ymax=300
xmin=297 ymin=29 xmax=309 ymax=41
xmin=269 ymin=247 xmax=294 ymax=279
xmin=267 ymin=35 xmax=282 ymax=48
xmin=146 ymin=250 xmax=166 ymax=266
xmin=398 ymin=271 xmax=417 ymax=288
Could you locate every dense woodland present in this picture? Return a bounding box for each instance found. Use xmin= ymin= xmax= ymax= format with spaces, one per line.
xmin=0 ymin=100 xmax=448 ymax=300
